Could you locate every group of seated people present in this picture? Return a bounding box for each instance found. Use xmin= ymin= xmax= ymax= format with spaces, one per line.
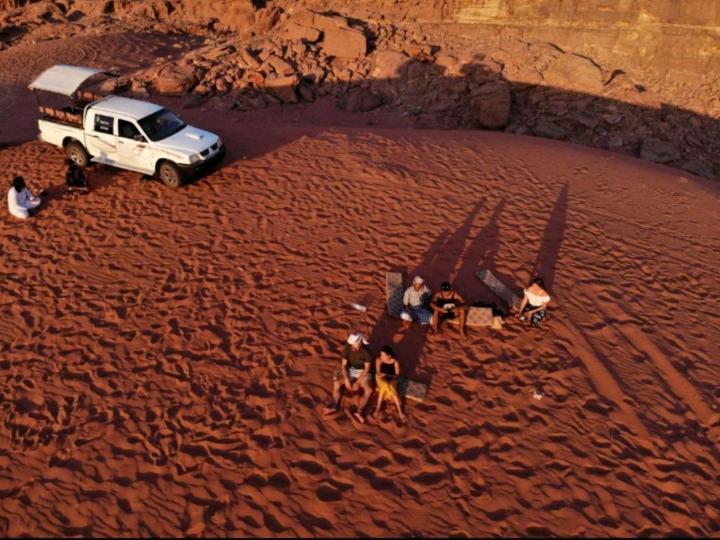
xmin=6 ymin=162 xmax=89 ymax=219
xmin=400 ymin=274 xmax=551 ymax=336
xmin=323 ymin=333 xmax=407 ymax=424
xmin=322 ymin=275 xmax=551 ymax=423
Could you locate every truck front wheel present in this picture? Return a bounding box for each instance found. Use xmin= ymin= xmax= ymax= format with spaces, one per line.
xmin=157 ymin=161 xmax=184 ymax=188
xmin=65 ymin=141 xmax=90 ymax=167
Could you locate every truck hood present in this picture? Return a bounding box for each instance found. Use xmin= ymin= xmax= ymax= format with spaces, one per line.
xmin=157 ymin=125 xmax=219 ymax=154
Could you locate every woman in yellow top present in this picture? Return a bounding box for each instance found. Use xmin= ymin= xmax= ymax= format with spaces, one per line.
xmin=371 ymin=346 xmax=407 ymax=423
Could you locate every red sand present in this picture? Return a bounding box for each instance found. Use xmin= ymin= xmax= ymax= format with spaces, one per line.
xmin=1 ymin=33 xmax=719 ymax=539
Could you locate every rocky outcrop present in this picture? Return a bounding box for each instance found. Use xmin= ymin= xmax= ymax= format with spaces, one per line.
xmin=469 ymin=81 xmax=511 ymax=129
xmin=153 ymin=64 xmax=199 ymax=96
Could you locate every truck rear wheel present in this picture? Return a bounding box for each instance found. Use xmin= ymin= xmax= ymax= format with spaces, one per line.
xmin=65 ymin=141 xmax=90 ymax=167
xmin=157 ymin=161 xmax=184 ymax=188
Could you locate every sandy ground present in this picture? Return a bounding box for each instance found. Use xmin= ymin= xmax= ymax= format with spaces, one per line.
xmin=1 ymin=32 xmax=719 ymax=538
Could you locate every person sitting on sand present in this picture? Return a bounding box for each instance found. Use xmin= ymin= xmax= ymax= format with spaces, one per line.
xmin=7 ymin=176 xmax=42 ymax=219
xmin=65 ymin=159 xmax=89 ymax=192
xmin=431 ymin=281 xmax=467 ymax=337
xmin=400 ymin=275 xmax=432 ymax=327
xmin=515 ymin=276 xmax=551 ymax=327
xmin=323 ymin=333 xmax=374 ymax=423
xmin=371 ymin=345 xmax=407 ymax=423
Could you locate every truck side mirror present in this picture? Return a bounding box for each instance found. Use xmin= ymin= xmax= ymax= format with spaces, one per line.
xmin=134 ymin=134 xmax=146 ymax=143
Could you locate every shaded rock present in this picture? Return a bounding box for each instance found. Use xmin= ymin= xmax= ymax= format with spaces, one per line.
xmin=534 ymin=121 xmax=568 ymax=140
xmin=297 ymin=80 xmax=315 ymax=102
xmin=154 ymin=65 xmax=198 ymax=96
xmin=339 ymin=87 xmax=382 ymax=113
xmin=264 ymin=74 xmax=299 ymax=104
xmin=469 ymin=80 xmax=511 ymax=129
xmin=640 ymin=138 xmax=680 ymax=163
xmin=434 ymin=54 xmax=460 ymax=76
xmin=681 ymin=159 xmax=714 ymax=178
xmin=371 ymin=49 xmax=409 ymax=80
xmin=215 ymin=78 xmax=229 ymax=96
xmin=193 ymin=83 xmax=210 ymax=96
xmin=323 ymin=27 xmax=367 ymax=59
xmin=542 ymin=53 xmax=604 ymax=94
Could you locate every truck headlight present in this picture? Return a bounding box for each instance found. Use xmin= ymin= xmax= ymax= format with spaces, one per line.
xmin=216 ymin=138 xmax=223 ymax=148
xmin=189 ymin=153 xmax=202 ymax=164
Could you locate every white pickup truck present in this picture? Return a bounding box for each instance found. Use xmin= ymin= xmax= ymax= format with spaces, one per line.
xmin=28 ymin=65 xmax=225 ymax=187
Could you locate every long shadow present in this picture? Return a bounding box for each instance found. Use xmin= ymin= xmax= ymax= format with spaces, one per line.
xmin=367 ymin=199 xmax=485 ymax=383
xmin=454 ymin=198 xmax=505 ymax=304
xmin=531 ymin=183 xmax=569 ymax=293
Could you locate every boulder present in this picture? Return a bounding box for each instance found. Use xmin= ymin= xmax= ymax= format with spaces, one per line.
xmin=284 ymin=21 xmax=321 ymax=43
xmin=237 ymin=48 xmax=260 ymax=70
xmin=323 ymin=27 xmax=366 ymax=59
xmin=542 ymin=53 xmax=604 ymax=94
xmin=533 ymin=120 xmax=568 ymax=140
xmin=266 ymin=55 xmax=294 ymax=77
xmin=154 ymin=65 xmax=198 ymax=96
xmin=264 ymin=75 xmax=299 ymax=104
xmin=339 ymin=87 xmax=382 ymax=113
xmin=640 ymin=138 xmax=680 ymax=163
xmin=469 ymin=81 xmax=511 ymax=129
xmin=371 ymin=49 xmax=409 ymax=80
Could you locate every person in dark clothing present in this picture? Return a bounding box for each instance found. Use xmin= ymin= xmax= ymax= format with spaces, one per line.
xmin=323 ymin=333 xmax=374 ymax=423
xmin=65 ymin=159 xmax=89 ymax=192
xmin=430 ymin=281 xmax=467 ymax=337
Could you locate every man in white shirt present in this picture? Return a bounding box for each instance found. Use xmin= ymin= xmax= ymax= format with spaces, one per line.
xmin=401 ymin=275 xmax=433 ymax=327
xmin=7 ymin=176 xmax=42 ymax=219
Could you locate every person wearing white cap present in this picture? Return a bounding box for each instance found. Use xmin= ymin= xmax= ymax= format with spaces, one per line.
xmin=323 ymin=332 xmax=373 ymax=423
xmin=400 ymin=276 xmax=432 ymax=327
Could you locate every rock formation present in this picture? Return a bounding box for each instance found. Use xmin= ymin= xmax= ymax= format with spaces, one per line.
xmin=1 ymin=0 xmax=719 ymax=180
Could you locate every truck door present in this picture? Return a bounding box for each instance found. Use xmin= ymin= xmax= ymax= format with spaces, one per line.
xmin=85 ymin=112 xmax=117 ymax=163
xmin=116 ymin=119 xmax=154 ymax=173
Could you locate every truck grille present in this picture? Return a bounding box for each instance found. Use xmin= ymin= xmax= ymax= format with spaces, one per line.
xmin=200 ymin=143 xmax=218 ymax=158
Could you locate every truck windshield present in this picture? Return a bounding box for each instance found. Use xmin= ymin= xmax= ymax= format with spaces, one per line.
xmin=138 ymin=109 xmax=186 ymax=141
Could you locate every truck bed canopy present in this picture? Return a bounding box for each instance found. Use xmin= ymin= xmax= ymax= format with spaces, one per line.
xmin=28 ymin=65 xmax=114 ymax=96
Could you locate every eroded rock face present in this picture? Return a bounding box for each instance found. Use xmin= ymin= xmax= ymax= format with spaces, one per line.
xmin=542 ymin=53 xmax=604 ymax=94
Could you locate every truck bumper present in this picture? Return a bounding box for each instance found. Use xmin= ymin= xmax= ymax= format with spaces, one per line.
xmin=180 ymin=146 xmax=226 ymax=177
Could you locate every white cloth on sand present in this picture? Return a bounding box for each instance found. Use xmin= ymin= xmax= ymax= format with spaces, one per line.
xmin=8 ymin=187 xmax=40 ymax=219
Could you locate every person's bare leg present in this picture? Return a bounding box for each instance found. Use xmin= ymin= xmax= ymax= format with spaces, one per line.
xmin=458 ymin=308 xmax=467 ymax=338
xmin=354 ymin=376 xmax=373 ymax=423
xmin=431 ymin=311 xmax=441 ymax=334
xmin=323 ymin=379 xmax=344 ymax=415
xmin=371 ymin=395 xmax=384 ymax=418
xmin=393 ymin=395 xmax=407 ymax=422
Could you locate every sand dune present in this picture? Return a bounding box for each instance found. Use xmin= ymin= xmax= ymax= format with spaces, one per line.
xmin=1 ymin=119 xmax=719 ymax=536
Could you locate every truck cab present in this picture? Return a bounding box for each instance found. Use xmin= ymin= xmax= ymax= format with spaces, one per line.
xmin=29 ymin=64 xmax=225 ymax=187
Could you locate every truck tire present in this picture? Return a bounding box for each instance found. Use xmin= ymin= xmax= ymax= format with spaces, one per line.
xmin=65 ymin=141 xmax=90 ymax=167
xmin=157 ymin=160 xmax=184 ymax=188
